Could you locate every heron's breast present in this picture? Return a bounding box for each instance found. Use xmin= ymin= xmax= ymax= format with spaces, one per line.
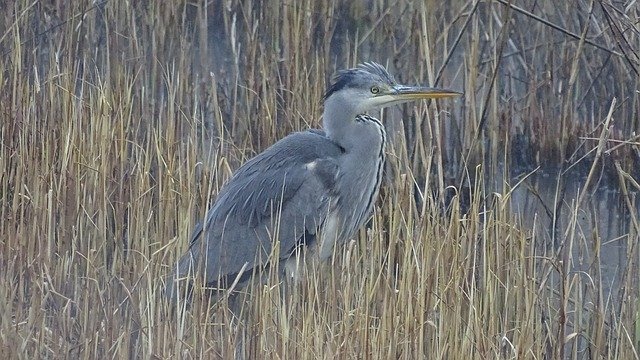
xmin=318 ymin=211 xmax=341 ymax=260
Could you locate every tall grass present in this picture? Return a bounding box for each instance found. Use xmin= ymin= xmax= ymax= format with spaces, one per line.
xmin=1 ymin=0 xmax=638 ymax=358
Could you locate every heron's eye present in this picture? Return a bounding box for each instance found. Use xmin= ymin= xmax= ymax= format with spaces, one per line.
xmin=370 ymin=86 xmax=380 ymax=94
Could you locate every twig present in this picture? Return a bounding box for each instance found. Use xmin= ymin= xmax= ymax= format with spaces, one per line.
xmin=576 ymin=98 xmax=616 ymax=210
xmin=495 ymin=0 xmax=622 ymax=57
xmin=434 ymin=0 xmax=481 ymax=85
xmin=1 ymin=0 xmax=110 ymax=57
xmin=476 ymin=0 xmax=513 ymax=137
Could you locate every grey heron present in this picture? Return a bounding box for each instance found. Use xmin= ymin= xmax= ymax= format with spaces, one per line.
xmin=169 ymin=62 xmax=460 ymax=299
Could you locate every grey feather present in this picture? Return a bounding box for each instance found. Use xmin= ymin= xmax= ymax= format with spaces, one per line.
xmin=174 ymin=130 xmax=343 ymax=287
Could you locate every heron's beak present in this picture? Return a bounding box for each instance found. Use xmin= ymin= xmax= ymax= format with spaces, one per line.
xmin=369 ymin=85 xmax=461 ymax=109
xmin=391 ymin=85 xmax=462 ymax=100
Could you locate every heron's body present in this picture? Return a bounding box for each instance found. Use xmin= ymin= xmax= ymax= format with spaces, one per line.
xmin=169 ymin=62 xmax=459 ymax=297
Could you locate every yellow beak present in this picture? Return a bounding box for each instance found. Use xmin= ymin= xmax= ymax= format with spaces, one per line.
xmin=391 ymin=85 xmax=462 ymax=99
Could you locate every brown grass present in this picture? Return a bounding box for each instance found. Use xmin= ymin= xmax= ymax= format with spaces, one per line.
xmin=1 ymin=0 xmax=639 ymax=358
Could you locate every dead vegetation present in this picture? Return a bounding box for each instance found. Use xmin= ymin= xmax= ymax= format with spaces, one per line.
xmin=1 ymin=0 xmax=639 ymax=358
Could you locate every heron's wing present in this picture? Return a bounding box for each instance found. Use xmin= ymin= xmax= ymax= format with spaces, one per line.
xmin=178 ymin=130 xmax=343 ymax=285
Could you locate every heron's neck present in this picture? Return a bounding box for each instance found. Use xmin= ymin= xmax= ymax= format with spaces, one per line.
xmin=322 ymin=97 xmax=362 ymax=151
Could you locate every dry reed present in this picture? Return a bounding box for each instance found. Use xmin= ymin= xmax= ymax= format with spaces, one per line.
xmin=1 ymin=0 xmax=638 ymax=358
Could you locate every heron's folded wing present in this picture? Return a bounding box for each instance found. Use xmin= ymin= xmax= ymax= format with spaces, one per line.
xmin=181 ymin=131 xmax=342 ymax=284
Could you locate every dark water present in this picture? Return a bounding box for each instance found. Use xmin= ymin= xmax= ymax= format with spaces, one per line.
xmin=504 ymin=167 xmax=637 ymax=298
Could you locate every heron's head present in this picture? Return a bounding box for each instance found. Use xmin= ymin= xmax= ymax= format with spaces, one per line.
xmin=323 ymin=62 xmax=461 ymax=114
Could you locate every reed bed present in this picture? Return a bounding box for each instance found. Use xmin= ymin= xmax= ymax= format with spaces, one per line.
xmin=1 ymin=0 xmax=638 ymax=358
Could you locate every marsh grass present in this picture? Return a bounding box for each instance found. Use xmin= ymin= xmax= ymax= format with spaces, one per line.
xmin=1 ymin=0 xmax=639 ymax=358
